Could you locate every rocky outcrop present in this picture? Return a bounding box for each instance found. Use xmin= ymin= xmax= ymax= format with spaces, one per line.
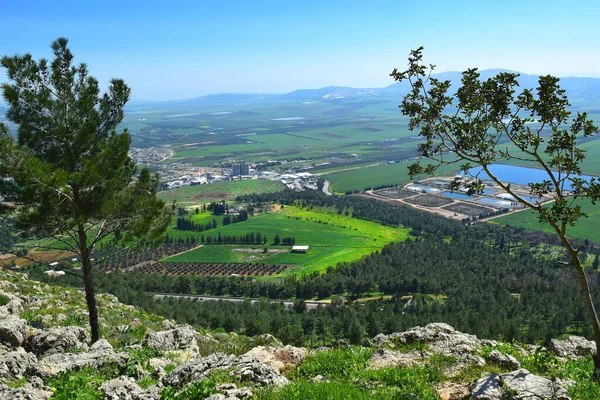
xmin=243 ymin=345 xmax=306 ymax=372
xmin=36 ymin=343 xmax=123 ymax=377
xmin=372 ymin=323 xmax=485 ymax=370
xmin=549 ymin=336 xmax=596 ymax=359
xmin=142 ymin=325 xmax=199 ymax=352
xmin=0 ymin=316 xmax=29 ymax=348
xmin=26 ymin=326 xmax=90 ymax=356
xmin=162 ymin=352 xmax=288 ymax=388
xmin=486 ymin=350 xmax=520 ymax=370
xmin=101 ymin=376 xmax=157 ymax=400
xmin=0 ymin=348 xmax=38 ymax=380
xmin=367 ymin=348 xmax=424 ymax=369
xmin=472 ymin=369 xmax=571 ymax=400
xmin=0 ymin=376 xmax=53 ymax=400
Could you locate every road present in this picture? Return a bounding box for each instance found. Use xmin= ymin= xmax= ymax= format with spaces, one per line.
xmin=322 ymin=180 xmax=333 ymax=196
xmin=153 ymin=293 xmax=324 ymax=310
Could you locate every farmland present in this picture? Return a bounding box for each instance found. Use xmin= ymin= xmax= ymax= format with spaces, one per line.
xmin=163 ymin=205 xmax=411 ymax=277
xmin=157 ymin=179 xmax=285 ymax=205
xmin=492 ymin=198 xmax=600 ymax=243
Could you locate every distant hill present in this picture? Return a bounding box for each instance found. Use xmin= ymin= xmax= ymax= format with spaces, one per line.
xmin=127 ymin=70 xmax=600 ymax=107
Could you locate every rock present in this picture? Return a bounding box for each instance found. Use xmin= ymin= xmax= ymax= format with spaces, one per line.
xmin=255 ymin=334 xmax=282 ymax=348
xmin=36 ymin=345 xmax=123 ymax=377
xmin=27 ymin=326 xmax=90 ymax=356
xmin=472 ymin=369 xmax=571 ymax=400
xmin=486 ymin=350 xmax=520 ymax=370
xmin=142 ymin=326 xmax=198 ymax=352
xmin=0 ymin=348 xmax=38 ymax=379
xmin=311 ymin=374 xmax=330 ymax=383
xmin=0 ymin=376 xmax=53 ymax=399
xmin=437 ymin=382 xmax=471 ymax=400
xmin=162 ymin=352 xmax=288 ymax=388
xmin=373 ymin=323 xmax=484 ymax=367
xmin=549 ymin=336 xmax=596 ymax=359
xmin=91 ymin=339 xmax=113 ymax=352
xmin=101 ymin=376 xmax=155 ymax=400
xmin=206 ymin=395 xmax=228 ymax=400
xmin=216 ymin=383 xmax=253 ymax=399
xmin=0 ymin=291 xmax=24 ymax=315
xmin=160 ymin=319 xmax=177 ymax=331
xmin=243 ymin=345 xmax=306 ymax=372
xmin=0 ymin=316 xmax=29 ymax=348
xmin=367 ymin=348 xmax=424 ymax=369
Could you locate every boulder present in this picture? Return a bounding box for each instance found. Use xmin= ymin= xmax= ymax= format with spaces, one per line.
xmin=486 ymin=350 xmax=520 ymax=370
xmin=216 ymin=383 xmax=253 ymax=399
xmin=142 ymin=326 xmax=198 ymax=352
xmin=367 ymin=348 xmax=424 ymax=369
xmin=0 ymin=376 xmax=53 ymax=400
xmin=0 ymin=316 xmax=29 ymax=348
xmin=373 ymin=323 xmax=485 ymax=367
xmin=243 ymin=345 xmax=306 ymax=372
xmin=162 ymin=352 xmax=288 ymax=388
xmin=0 ymin=348 xmax=38 ymax=379
xmin=549 ymin=336 xmax=596 ymax=359
xmin=255 ymin=334 xmax=282 ymax=348
xmin=437 ymin=382 xmax=471 ymax=400
xmin=101 ymin=376 xmax=156 ymax=400
xmin=36 ymin=345 xmax=123 ymax=377
xmin=472 ymin=369 xmax=571 ymax=400
xmin=26 ymin=326 xmax=90 ymax=356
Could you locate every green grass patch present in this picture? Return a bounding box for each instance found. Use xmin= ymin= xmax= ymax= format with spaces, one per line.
xmin=164 ymin=206 xmax=411 ymax=276
xmin=492 ymin=198 xmax=600 ymax=244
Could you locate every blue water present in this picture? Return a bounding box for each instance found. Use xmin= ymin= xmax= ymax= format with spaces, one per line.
xmin=406 ymin=185 xmax=440 ymax=193
xmin=441 ymin=192 xmax=473 ymax=200
xmin=476 ymin=198 xmax=516 ymax=208
xmin=462 ymin=164 xmax=595 ymax=191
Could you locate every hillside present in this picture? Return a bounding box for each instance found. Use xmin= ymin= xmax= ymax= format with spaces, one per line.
xmin=0 ymin=270 xmax=598 ymax=399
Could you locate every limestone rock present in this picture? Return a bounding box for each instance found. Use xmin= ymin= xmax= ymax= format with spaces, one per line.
xmin=101 ymin=376 xmax=156 ymax=400
xmin=162 ymin=352 xmax=288 ymax=388
xmin=243 ymin=345 xmax=306 ymax=372
xmin=373 ymin=323 xmax=485 ymax=367
xmin=0 ymin=348 xmax=38 ymax=380
xmin=486 ymin=350 xmax=520 ymax=370
xmin=36 ymin=345 xmax=123 ymax=377
xmin=437 ymin=382 xmax=471 ymax=400
xmin=549 ymin=336 xmax=596 ymax=359
xmin=27 ymin=326 xmax=90 ymax=356
xmin=216 ymin=383 xmax=253 ymax=399
xmin=0 ymin=376 xmax=53 ymax=400
xmin=0 ymin=316 xmax=29 ymax=348
xmin=367 ymin=348 xmax=424 ymax=369
xmin=472 ymin=369 xmax=571 ymax=400
xmin=142 ymin=326 xmax=198 ymax=352
xmin=255 ymin=334 xmax=282 ymax=348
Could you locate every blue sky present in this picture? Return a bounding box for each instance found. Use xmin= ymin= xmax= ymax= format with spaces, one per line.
xmin=2 ymin=0 xmax=599 ymax=100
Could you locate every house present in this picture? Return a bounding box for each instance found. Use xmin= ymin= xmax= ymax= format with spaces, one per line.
xmin=291 ymin=245 xmax=309 ymax=253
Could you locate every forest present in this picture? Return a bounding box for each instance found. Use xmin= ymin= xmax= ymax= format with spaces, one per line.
xmin=29 ymin=191 xmax=600 ymax=347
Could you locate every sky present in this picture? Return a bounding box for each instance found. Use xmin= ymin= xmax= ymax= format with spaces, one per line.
xmin=1 ymin=0 xmax=600 ymax=101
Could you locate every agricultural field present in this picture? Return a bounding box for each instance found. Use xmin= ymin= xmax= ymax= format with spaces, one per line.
xmin=157 ymin=179 xmax=285 ymax=205
xmin=163 ymin=206 xmax=411 ymax=277
xmin=492 ymin=198 xmax=600 ymax=243
xmin=137 ymin=261 xmax=293 ymax=276
xmin=323 ymin=161 xmax=460 ymax=194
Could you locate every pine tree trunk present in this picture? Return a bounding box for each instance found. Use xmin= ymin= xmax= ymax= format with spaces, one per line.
xmin=77 ymin=222 xmax=100 ymax=343
xmin=82 ymin=253 xmax=100 ymax=343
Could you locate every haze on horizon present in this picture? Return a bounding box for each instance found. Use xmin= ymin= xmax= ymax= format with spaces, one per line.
xmin=2 ymin=0 xmax=600 ymax=101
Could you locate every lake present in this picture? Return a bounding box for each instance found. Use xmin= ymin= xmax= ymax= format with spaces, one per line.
xmin=462 ymin=164 xmax=596 ymax=190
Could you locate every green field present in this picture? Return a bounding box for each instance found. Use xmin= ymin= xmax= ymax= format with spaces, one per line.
xmin=163 ymin=206 xmax=411 ymax=276
xmin=492 ymin=198 xmax=600 ymax=243
xmin=157 ymin=179 xmax=285 ymax=205
xmin=322 ymin=161 xmax=460 ymax=193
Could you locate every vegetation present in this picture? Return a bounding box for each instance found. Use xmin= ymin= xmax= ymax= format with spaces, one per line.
xmin=393 ymin=47 xmax=600 ymax=372
xmin=157 ymin=179 xmax=284 ymax=205
xmin=0 ymin=38 xmax=171 ymax=342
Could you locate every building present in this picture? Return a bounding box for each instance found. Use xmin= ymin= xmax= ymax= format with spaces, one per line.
xmin=231 ymin=160 xmax=249 ymax=176
xmin=291 ymin=245 xmax=309 ymax=253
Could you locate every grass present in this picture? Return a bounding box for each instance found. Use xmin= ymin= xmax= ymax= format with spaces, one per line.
xmin=163 ymin=205 xmax=411 ymax=276
xmin=323 ymin=161 xmax=460 ymax=194
xmin=492 ymin=198 xmax=600 ymax=243
xmin=157 ymin=179 xmax=285 ymax=205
